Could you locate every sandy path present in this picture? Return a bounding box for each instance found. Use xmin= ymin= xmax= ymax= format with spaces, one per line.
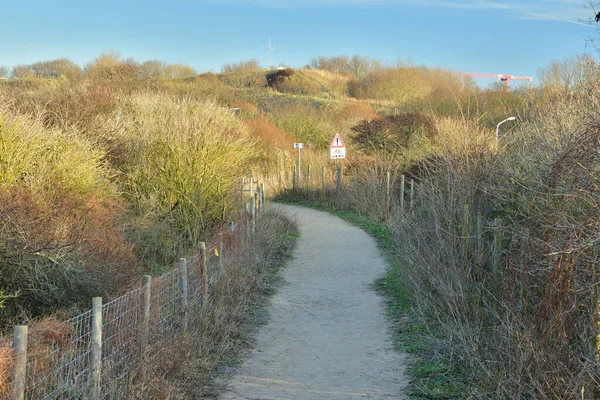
xmin=220 ymin=205 xmax=407 ymax=400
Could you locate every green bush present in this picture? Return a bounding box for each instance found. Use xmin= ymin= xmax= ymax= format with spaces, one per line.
xmin=114 ymin=94 xmax=258 ymax=266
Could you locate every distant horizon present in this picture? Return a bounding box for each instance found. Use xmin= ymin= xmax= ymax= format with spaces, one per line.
xmin=1 ymin=0 xmax=597 ymax=87
xmin=0 ymin=50 xmax=549 ymax=90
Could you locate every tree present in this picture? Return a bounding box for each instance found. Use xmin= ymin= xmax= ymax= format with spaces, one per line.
xmin=0 ymin=66 xmax=8 ymax=78
xmin=29 ymin=58 xmax=84 ymax=80
xmin=537 ymin=54 xmax=595 ymax=96
xmin=11 ymin=64 xmax=32 ymax=78
xmin=85 ymin=51 xmax=140 ymax=83
xmin=164 ymin=63 xmax=196 ymax=79
xmin=140 ymin=60 xmax=167 ymax=79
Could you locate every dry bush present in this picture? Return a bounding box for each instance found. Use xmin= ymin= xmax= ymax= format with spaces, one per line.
xmin=337 ymin=101 xmax=378 ymax=121
xmin=272 ymin=105 xmax=337 ymax=149
xmin=0 ymin=337 xmax=13 ymax=398
xmin=0 ymin=188 xmax=139 ymax=326
xmin=340 ymin=169 xmax=396 ymax=223
xmin=350 ymin=112 xmax=438 ymax=167
xmin=388 ymin=106 xmax=600 ymax=398
xmin=0 ymin=106 xmax=140 ymax=325
xmin=299 ymin=69 xmax=351 ymax=98
xmin=244 ymin=117 xmax=292 ymax=150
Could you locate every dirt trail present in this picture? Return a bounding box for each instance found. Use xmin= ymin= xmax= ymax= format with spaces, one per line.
xmin=220 ymin=205 xmax=408 ymax=400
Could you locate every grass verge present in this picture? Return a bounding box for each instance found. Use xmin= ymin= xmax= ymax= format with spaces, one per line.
xmin=274 ymin=196 xmax=468 ymax=399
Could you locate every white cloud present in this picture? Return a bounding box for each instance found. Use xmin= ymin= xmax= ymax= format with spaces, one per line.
xmin=210 ymin=0 xmax=596 ymax=26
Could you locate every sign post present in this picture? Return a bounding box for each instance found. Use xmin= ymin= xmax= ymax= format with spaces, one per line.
xmin=330 ymin=134 xmax=346 ymax=193
xmin=294 ymin=143 xmax=304 ymax=186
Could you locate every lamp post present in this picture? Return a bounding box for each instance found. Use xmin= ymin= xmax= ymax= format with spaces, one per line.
xmin=496 ymin=117 xmax=516 ymax=142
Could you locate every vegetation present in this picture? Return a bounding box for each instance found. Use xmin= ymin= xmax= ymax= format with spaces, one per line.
xmin=273 ymin=52 xmax=600 ymax=398
xmin=1 ymin=48 xmax=599 ymax=398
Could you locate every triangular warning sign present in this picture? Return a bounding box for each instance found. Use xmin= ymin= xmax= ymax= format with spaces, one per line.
xmin=330 ymin=133 xmax=346 ymax=148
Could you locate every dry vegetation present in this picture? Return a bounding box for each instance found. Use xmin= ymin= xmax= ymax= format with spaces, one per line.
xmin=2 ymin=48 xmax=599 ymax=398
xmin=276 ymin=54 xmax=600 ymax=398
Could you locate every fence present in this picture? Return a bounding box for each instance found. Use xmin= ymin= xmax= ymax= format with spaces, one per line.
xmin=4 ymin=178 xmax=267 ymax=400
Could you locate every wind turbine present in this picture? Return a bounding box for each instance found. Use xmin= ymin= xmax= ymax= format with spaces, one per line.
xmin=266 ymin=37 xmax=275 ymax=69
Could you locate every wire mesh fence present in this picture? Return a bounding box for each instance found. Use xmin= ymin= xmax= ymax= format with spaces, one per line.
xmin=3 ymin=178 xmax=266 ymax=400
xmin=25 ymin=311 xmax=93 ymax=400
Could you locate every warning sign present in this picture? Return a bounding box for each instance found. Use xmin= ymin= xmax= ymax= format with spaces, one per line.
xmin=330 ymin=134 xmax=346 ymax=159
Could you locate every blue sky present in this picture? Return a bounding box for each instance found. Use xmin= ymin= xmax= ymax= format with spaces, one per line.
xmin=0 ymin=0 xmax=597 ymax=83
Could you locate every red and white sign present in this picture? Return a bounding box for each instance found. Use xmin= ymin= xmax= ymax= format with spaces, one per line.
xmin=330 ymin=133 xmax=346 ymax=159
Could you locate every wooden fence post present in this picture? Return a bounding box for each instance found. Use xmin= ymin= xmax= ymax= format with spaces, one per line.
xmin=140 ymin=275 xmax=151 ymax=381
xmin=477 ymin=212 xmax=483 ymax=267
xmin=249 ymin=177 xmax=253 ymax=199
xmin=493 ymin=218 xmax=503 ymax=285
xmin=462 ymin=204 xmax=470 ymax=259
xmin=12 ymin=325 xmax=27 ymax=400
xmin=307 ymin=164 xmax=311 ymax=191
xmin=200 ymin=242 xmax=208 ymax=310
xmin=260 ymin=182 xmax=265 ymax=207
xmin=292 ymin=165 xmax=297 ymax=191
xmin=255 ymin=180 xmax=261 ymax=212
xmin=321 ymin=166 xmax=325 ymax=195
xmin=218 ymin=232 xmax=224 ymax=274
xmin=250 ymin=194 xmax=256 ymax=234
xmin=90 ymin=297 xmax=102 ymax=400
xmin=400 ymin=174 xmax=405 ymax=216
xmin=178 ymin=258 xmax=188 ymax=333
xmin=385 ymin=171 xmax=391 ymax=220
xmin=141 ymin=275 xmax=151 ymax=351
xmin=254 ymin=192 xmax=259 ymax=216
xmin=409 ymin=179 xmax=415 ymax=213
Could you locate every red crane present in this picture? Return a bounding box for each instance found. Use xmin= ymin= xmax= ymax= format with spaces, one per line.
xmin=455 ymin=72 xmax=533 ymax=88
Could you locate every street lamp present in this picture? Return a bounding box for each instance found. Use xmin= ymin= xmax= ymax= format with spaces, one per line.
xmin=496 ymin=117 xmax=516 ymax=142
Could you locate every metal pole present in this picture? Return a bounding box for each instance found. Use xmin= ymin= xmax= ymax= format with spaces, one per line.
xmin=218 ymin=232 xmax=224 ymax=274
xmin=297 ymin=147 xmax=301 ymax=184
xmin=385 ymin=171 xmax=391 ymax=220
xmin=400 ymin=174 xmax=405 ymax=215
xmin=336 ymin=160 xmax=341 ymax=194
xmin=409 ymin=179 xmax=414 ymax=212
xmin=200 ymin=242 xmax=208 ymax=309
xmin=496 ymin=117 xmax=516 ymax=143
